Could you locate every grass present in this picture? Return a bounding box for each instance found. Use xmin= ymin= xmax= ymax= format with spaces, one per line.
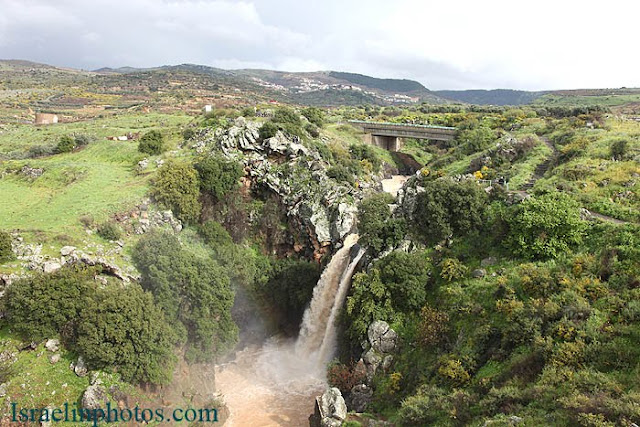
xmin=0 ymin=112 xmax=190 ymax=157
xmin=0 ymin=141 xmax=148 ymax=234
xmin=506 ymin=136 xmax=552 ymax=189
xmin=0 ymin=327 xmax=141 ymax=425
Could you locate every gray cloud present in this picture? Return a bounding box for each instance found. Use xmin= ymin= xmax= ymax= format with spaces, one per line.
xmin=0 ymin=0 xmax=638 ymax=90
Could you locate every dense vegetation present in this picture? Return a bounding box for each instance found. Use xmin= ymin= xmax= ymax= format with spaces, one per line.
xmin=0 ymin=64 xmax=639 ymax=425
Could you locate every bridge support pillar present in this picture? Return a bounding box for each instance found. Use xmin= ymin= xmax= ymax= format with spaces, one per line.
xmin=367 ymin=135 xmax=403 ymax=152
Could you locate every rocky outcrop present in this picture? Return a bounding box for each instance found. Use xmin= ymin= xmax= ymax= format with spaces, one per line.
xmin=197 ymin=119 xmax=362 ymax=254
xmin=359 ymin=321 xmax=398 ymax=386
xmin=310 ymin=388 xmax=348 ymax=427
xmin=81 ymin=383 xmax=107 ymax=412
xmin=368 ymin=320 xmax=398 ymax=354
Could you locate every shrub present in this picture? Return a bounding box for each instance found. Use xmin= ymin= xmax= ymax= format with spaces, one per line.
xmin=327 ymin=165 xmax=355 ymax=186
xmin=358 ymin=193 xmax=406 ymax=255
xmin=345 ymin=269 xmax=395 ymax=342
xmin=305 ymin=122 xmax=320 ymax=138
xmin=75 ymin=283 xmax=176 ymax=385
xmin=153 ymin=159 xmax=202 ymax=224
xmin=412 ymin=179 xmax=488 ymax=245
xmin=350 ymin=144 xmax=381 ymax=171
xmin=73 ymin=133 xmax=92 ymax=147
xmin=327 ymin=360 xmax=366 ymax=394
xmin=502 ymin=192 xmax=585 ymax=260
xmin=258 ymin=121 xmax=278 ymax=140
xmin=3 ymin=266 xmax=95 ymax=341
xmin=96 ymin=221 xmax=122 ymax=241
xmin=56 ymin=135 xmax=76 ymax=153
xmin=440 ymin=258 xmax=468 ymax=282
xmin=0 ymin=231 xmax=13 ymax=262
xmin=273 ymin=107 xmax=302 ymax=127
xmin=458 ymin=126 xmax=495 ymax=154
xmin=138 ymin=130 xmax=165 ymax=155
xmin=609 ymin=138 xmax=628 ymax=160
xmin=418 ymin=306 xmax=450 ymax=347
xmin=182 ymin=128 xmax=196 ymax=141
xmin=301 ymin=107 xmax=325 ymax=127
xmin=195 ymin=156 xmax=243 ymax=200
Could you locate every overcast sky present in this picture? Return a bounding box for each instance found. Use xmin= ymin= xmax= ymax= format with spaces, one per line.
xmin=0 ymin=0 xmax=638 ymax=90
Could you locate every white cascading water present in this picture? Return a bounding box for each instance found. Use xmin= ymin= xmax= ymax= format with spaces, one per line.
xmin=215 ymin=234 xmax=363 ymax=426
xmin=296 ymin=233 xmax=365 ymax=365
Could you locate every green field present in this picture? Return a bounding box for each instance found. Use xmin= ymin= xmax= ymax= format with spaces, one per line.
xmin=0 ymin=112 xmax=191 ymax=249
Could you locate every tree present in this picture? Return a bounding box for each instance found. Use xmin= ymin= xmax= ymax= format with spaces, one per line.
xmin=132 ymin=231 xmax=237 ymax=362
xmin=138 ymin=130 xmax=165 ymax=155
xmin=195 ymin=156 xmax=243 ymax=201
xmin=376 ymin=250 xmax=431 ymax=312
xmin=345 ymin=269 xmax=395 ymax=342
xmin=3 ymin=266 xmax=95 ymax=341
xmin=412 ymin=179 xmax=488 ymax=245
xmin=152 ymin=159 xmax=202 ymax=223
xmin=75 ymin=284 xmax=176 ymax=384
xmin=358 ymin=193 xmax=406 ymax=255
xmin=503 ymin=192 xmax=585 ymax=260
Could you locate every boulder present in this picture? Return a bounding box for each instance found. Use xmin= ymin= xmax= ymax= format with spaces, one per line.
xmin=42 ymin=261 xmax=62 ymax=274
xmin=0 ymin=383 xmax=7 ymax=397
xmin=312 ymin=388 xmax=347 ymax=427
xmin=472 ymin=268 xmax=486 ymax=278
xmin=348 ymin=384 xmax=373 ymax=412
xmin=367 ymin=320 xmax=398 ymax=354
xmin=264 ymin=131 xmax=289 ymax=154
xmin=49 ymin=354 xmax=61 ymax=364
xmin=481 ymin=257 xmax=497 ymax=267
xmin=45 ymin=339 xmax=60 ymax=352
xmin=60 ymin=246 xmax=76 ymax=257
xmin=81 ymin=384 xmax=107 ymax=411
xmin=72 ymin=356 xmax=88 ymax=377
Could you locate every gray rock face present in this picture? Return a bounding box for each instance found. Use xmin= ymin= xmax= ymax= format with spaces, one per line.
xmin=360 ymin=321 xmax=399 ymax=385
xmin=331 ymin=203 xmax=357 ymax=242
xmin=349 ymin=384 xmax=373 ymax=413
xmin=368 ymin=320 xmax=398 ymax=354
xmin=206 ymin=120 xmax=361 ymax=253
xmin=81 ymin=384 xmax=107 ymax=411
xmin=314 ymin=388 xmax=347 ymax=427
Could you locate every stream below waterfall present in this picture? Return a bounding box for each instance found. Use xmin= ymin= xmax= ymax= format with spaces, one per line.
xmin=215 ymin=235 xmax=364 ymax=426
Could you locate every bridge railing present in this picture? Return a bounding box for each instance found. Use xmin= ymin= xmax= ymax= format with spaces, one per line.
xmin=348 ymin=120 xmax=457 ymax=131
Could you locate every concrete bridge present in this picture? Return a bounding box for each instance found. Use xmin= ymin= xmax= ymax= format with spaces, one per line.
xmin=349 ymin=120 xmax=457 ymax=151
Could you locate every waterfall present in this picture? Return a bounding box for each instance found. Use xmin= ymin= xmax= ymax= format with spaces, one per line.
xmin=296 ymin=234 xmax=364 ymax=366
xmin=215 ymin=234 xmax=364 ymax=426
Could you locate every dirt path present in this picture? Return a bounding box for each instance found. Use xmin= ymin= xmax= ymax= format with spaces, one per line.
xmin=516 ymin=136 xmax=634 ymax=225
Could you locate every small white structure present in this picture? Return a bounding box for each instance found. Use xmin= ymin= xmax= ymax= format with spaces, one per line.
xmin=35 ymin=113 xmax=58 ymax=125
xmin=203 ymin=105 xmax=213 ymax=113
